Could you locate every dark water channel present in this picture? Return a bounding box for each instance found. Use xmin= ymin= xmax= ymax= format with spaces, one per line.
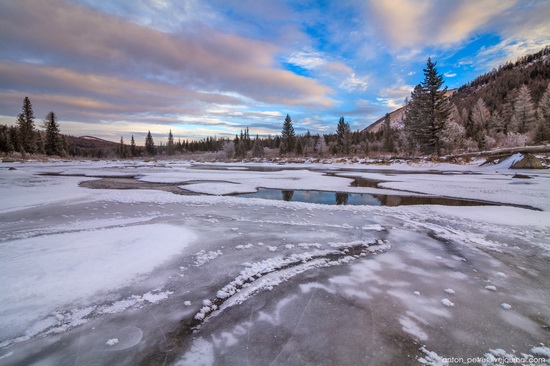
xmin=237 ymin=188 xmax=496 ymax=207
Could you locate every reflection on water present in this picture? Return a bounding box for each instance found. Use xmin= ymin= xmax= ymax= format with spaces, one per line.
xmin=282 ymin=190 xmax=294 ymax=201
xmin=335 ymin=192 xmax=349 ymax=205
xmin=238 ymin=188 xmax=496 ymax=207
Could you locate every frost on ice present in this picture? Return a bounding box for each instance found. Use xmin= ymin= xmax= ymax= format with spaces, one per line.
xmin=106 ymin=338 xmax=119 ymax=346
xmin=1 ymin=160 xmax=549 ymax=365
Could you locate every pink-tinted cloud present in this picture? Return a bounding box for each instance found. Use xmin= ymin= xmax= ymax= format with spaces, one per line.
xmin=0 ymin=0 xmax=333 ymax=108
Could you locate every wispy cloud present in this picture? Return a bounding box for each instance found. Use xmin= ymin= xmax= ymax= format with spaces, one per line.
xmin=287 ymin=48 xmax=328 ymax=69
xmin=472 ymin=2 xmax=550 ymax=68
xmin=340 ymin=74 xmax=369 ymax=92
xmin=377 ymin=84 xmax=414 ymax=109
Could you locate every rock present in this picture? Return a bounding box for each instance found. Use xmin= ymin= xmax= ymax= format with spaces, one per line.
xmin=510 ymin=154 xmax=544 ymax=169
xmin=8 ymin=167 xmax=17 ymax=170
xmin=512 ymin=173 xmax=532 ymax=179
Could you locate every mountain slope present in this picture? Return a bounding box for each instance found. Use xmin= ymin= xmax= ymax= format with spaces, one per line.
xmin=364 ymin=46 xmax=550 ymax=134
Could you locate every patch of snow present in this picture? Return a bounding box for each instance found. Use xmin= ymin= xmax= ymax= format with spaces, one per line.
xmin=202 ymin=241 xmax=389 ymax=325
xmin=531 ymin=346 xmax=550 ymax=358
xmin=194 ymin=250 xmax=223 ymax=266
xmin=501 ymin=303 xmax=512 ymax=310
xmin=176 ymin=337 xmax=215 ymax=366
xmin=0 ymin=224 xmax=194 ymax=342
xmin=444 ymin=288 xmax=455 ymax=295
xmin=236 ymin=243 xmax=254 ymax=249
xmin=142 ymin=290 xmax=173 ymax=304
xmin=418 ymin=345 xmax=449 ymax=365
xmin=106 ymin=338 xmax=119 ymax=346
xmin=399 ymin=316 xmax=428 ymax=341
xmin=362 ymin=224 xmax=385 ymax=231
xmin=485 ymin=285 xmax=497 ymax=291
xmin=489 ymin=153 xmax=524 ymax=170
xmin=441 ymin=298 xmax=455 ymax=307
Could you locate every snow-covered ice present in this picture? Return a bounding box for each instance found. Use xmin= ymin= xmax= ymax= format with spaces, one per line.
xmin=0 ymin=159 xmax=549 ymax=365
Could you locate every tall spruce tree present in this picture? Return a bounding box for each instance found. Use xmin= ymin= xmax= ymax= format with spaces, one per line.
xmin=280 ymin=114 xmax=295 ymax=154
xmin=145 ymin=131 xmax=155 ymax=156
xmin=167 ymin=130 xmax=175 ymax=155
xmin=336 ymin=116 xmax=351 ymax=154
xmin=118 ymin=137 xmax=127 ymax=158
xmin=130 ymin=135 xmax=137 ymax=157
xmin=44 ymin=111 xmax=64 ymax=156
xmin=17 ymin=97 xmax=36 ymax=153
xmin=404 ymin=58 xmax=450 ymax=156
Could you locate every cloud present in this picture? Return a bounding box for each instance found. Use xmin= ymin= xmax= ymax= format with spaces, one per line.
xmin=436 ymin=0 xmax=516 ymax=44
xmin=378 ymin=84 xmax=414 ymax=109
xmin=367 ymin=0 xmax=431 ymax=49
xmin=288 ymin=49 xmax=328 ymax=70
xmin=444 ymin=72 xmax=457 ymax=78
xmin=0 ymin=0 xmax=334 ymax=109
xmin=320 ymin=62 xmax=354 ymax=76
xmin=340 ymin=74 xmax=369 ymax=92
xmin=367 ymin=0 xmax=517 ymax=50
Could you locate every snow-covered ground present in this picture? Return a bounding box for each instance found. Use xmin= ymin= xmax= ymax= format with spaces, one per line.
xmin=0 ymin=159 xmax=549 ymax=365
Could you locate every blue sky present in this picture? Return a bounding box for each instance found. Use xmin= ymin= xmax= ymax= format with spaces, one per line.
xmin=0 ymin=0 xmax=549 ymax=143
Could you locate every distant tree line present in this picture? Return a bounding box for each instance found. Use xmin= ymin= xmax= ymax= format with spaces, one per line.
xmin=2 ymin=47 xmax=549 ymax=160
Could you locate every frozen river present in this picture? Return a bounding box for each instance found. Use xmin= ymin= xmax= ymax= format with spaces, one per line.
xmin=1 ymin=159 xmax=549 ymax=365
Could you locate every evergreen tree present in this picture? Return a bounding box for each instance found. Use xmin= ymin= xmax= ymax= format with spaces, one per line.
xmin=145 ymin=131 xmax=155 ymax=156
xmin=8 ymin=126 xmax=20 ymax=152
xmin=234 ymin=134 xmax=247 ymax=158
xmin=130 ymin=135 xmax=137 ymax=157
xmin=17 ymin=96 xmax=36 ymax=153
xmin=404 ymin=58 xmax=450 ymax=156
xmin=44 ymin=111 xmax=64 ymax=156
xmin=0 ymin=125 xmax=14 ymax=152
xmin=382 ymin=113 xmax=395 ymax=152
xmin=251 ymin=134 xmax=264 ymax=158
xmin=511 ymin=85 xmax=536 ymax=134
xmin=336 ymin=116 xmax=351 ymax=154
xmin=36 ymin=133 xmax=45 ymax=154
xmin=118 ymin=136 xmax=127 ymax=158
xmin=167 ymin=130 xmax=175 ymax=155
xmin=280 ymin=114 xmax=295 ymax=154
xmin=295 ymin=139 xmax=303 ymax=155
